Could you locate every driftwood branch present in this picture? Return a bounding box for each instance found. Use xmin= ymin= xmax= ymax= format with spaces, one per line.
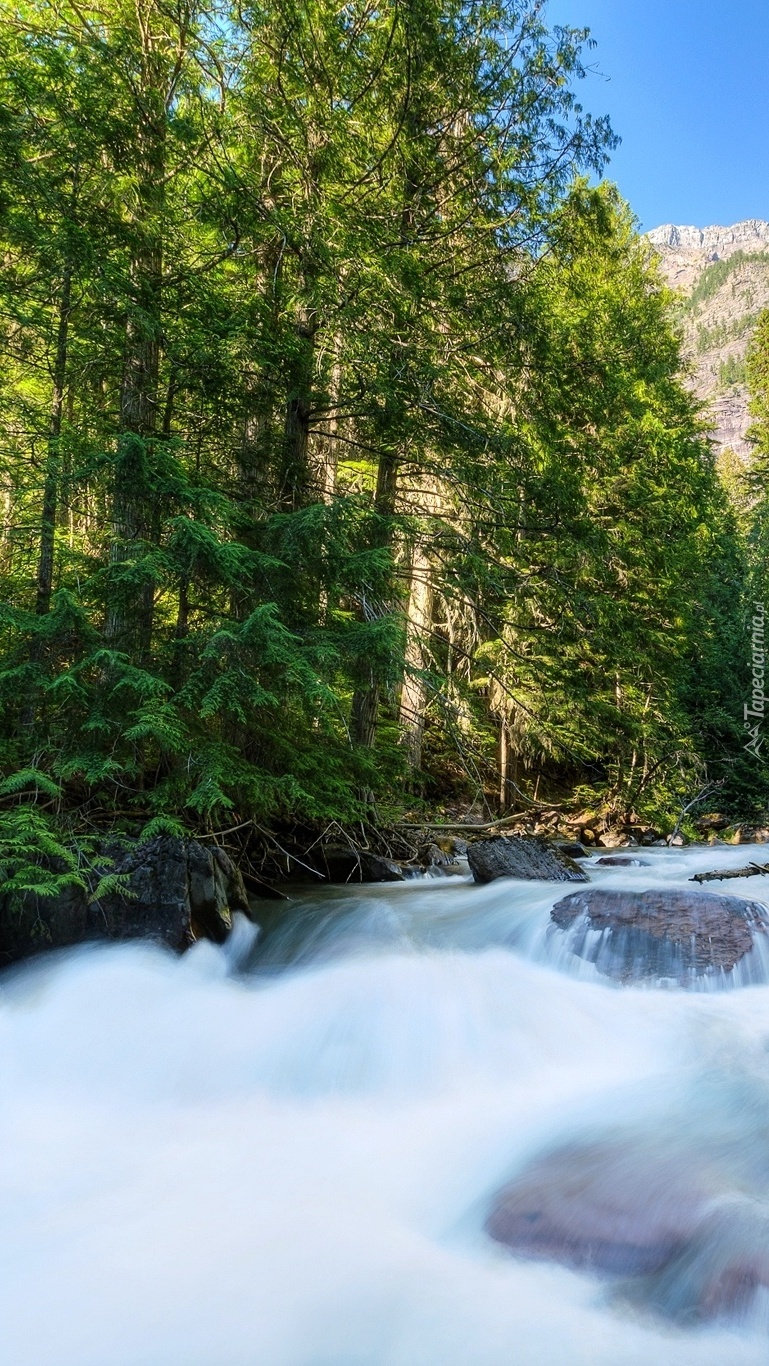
xmin=690 ymin=862 xmax=769 ymax=884
xmin=669 ymin=781 xmax=725 ymax=844
xmin=396 ymin=811 xmax=536 ymax=833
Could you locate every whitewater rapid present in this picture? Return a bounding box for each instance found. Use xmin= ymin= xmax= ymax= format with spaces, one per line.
xmin=3 ymin=844 xmax=769 ymax=1364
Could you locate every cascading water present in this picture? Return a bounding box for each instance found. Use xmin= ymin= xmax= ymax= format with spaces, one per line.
xmin=3 ymin=844 xmax=769 ymax=1364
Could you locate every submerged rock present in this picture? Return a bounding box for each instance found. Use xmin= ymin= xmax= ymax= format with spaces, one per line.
xmin=467 ymin=836 xmax=588 ymax=885
xmin=594 ymin=856 xmax=650 ymax=867
xmin=486 ymin=1140 xmax=702 ymax=1276
xmin=0 ymin=836 xmax=253 ymax=966
xmin=487 ymin=1138 xmax=769 ymax=1324
xmin=550 ymin=886 xmax=769 ymax=982
xmin=628 ymin=1197 xmax=769 ymax=1324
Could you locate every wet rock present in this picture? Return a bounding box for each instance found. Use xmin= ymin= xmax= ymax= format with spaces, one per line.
xmin=187 ymin=842 xmax=250 ymax=943
xmin=316 ymin=846 xmax=405 ymax=883
xmin=414 ymin=842 xmax=464 ymax=877
xmin=0 ymin=837 xmax=253 ymax=966
xmin=467 ymin=836 xmax=588 ymax=885
xmin=418 ymin=841 xmax=454 ymax=869
xmin=594 ymin=856 xmax=651 ymax=867
xmin=486 ymin=1140 xmax=704 ymax=1276
xmin=553 ymin=841 xmax=588 ymax=859
xmin=486 ymin=1141 xmax=769 ymax=1323
xmin=629 ymin=1198 xmax=769 ymax=1324
xmin=550 ymin=886 xmax=769 ymax=982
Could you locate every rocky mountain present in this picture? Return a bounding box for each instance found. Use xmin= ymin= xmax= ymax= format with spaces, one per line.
xmin=646 ymin=219 xmax=769 ymax=458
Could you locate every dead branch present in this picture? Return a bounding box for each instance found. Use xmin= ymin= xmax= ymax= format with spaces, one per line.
xmin=690 ymin=862 xmax=769 ymax=884
xmin=395 ymin=810 xmax=551 ymax=833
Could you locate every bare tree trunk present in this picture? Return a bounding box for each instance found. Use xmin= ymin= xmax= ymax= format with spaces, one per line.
xmin=313 ymin=337 xmax=343 ymax=502
xmin=105 ymin=245 xmax=162 ymax=647
xmin=348 ymin=86 xmax=422 ymax=750
xmin=105 ymin=7 xmax=167 ymax=651
xmin=278 ymin=279 xmax=317 ymax=513
xmin=226 ymin=235 xmax=284 ymax=622
xmin=35 ymin=260 xmax=73 ymax=616
xmin=350 ymin=676 xmax=379 ymax=750
xmin=498 ymin=721 xmax=508 ymax=814
xmin=399 ymin=541 xmax=434 ymax=768
xmin=349 ymin=445 xmax=399 ymax=745
xmin=20 ymin=259 xmax=75 ymax=731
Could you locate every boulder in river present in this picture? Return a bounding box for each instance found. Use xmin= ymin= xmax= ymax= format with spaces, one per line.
xmin=313 ymin=846 xmax=405 ymax=883
xmin=486 ymin=1139 xmax=703 ymax=1276
xmin=553 ymin=841 xmax=588 ymax=859
xmin=467 ymin=836 xmax=588 ymax=885
xmin=486 ymin=1138 xmax=769 ymax=1323
xmin=0 ymin=836 xmax=253 ymax=966
xmin=550 ymin=886 xmax=769 ymax=983
xmin=594 ymin=856 xmax=650 ymax=867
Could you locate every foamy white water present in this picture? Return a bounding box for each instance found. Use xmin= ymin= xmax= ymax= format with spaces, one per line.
xmin=2 ymin=844 xmax=769 ymax=1364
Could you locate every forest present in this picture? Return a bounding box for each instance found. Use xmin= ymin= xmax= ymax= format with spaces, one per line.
xmin=1 ymin=0 xmax=768 ymax=889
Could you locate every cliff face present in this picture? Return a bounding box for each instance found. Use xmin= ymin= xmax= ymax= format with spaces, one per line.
xmin=646 ymin=219 xmax=769 ymax=458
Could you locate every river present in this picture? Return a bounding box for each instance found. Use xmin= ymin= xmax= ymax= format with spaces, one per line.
xmin=3 ymin=843 xmax=769 ymax=1364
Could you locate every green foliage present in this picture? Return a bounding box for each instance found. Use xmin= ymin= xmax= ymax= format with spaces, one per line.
xmin=0 ymin=0 xmax=761 ymax=877
xmin=138 ymin=816 xmax=189 ymax=843
xmin=0 ymin=805 xmax=84 ymax=899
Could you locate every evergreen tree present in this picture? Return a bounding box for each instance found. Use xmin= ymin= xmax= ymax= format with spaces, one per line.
xmin=0 ymin=0 xmax=761 ymax=883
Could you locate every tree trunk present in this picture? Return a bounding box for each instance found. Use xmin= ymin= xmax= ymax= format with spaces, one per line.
xmin=350 ymin=673 xmax=380 ymax=749
xmin=105 ymin=13 xmax=166 ymax=651
xmin=278 ymin=275 xmax=317 ymax=513
xmin=227 ymin=236 xmax=284 ymax=621
xmin=349 ymin=444 xmax=400 ymax=745
xmin=399 ymin=541 xmax=434 ymax=768
xmin=35 ymin=259 xmax=73 ymax=616
xmin=312 ymin=336 xmax=343 ymax=502
xmin=20 ymin=259 xmax=75 ymax=731
xmin=498 ymin=720 xmax=518 ymax=815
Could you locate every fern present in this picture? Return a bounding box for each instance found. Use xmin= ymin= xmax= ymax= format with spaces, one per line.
xmin=0 ymin=807 xmax=84 ymax=900
xmin=0 ymin=768 xmax=62 ymax=800
xmin=138 ymin=816 xmax=189 ymax=842
xmin=88 ymin=871 xmax=138 ymax=904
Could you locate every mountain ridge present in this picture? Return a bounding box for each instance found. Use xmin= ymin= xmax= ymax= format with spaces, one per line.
xmin=646 ymin=218 xmax=769 ymax=457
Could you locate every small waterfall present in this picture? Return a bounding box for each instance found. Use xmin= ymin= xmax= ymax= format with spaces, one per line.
xmin=2 ymin=845 xmax=769 ymax=1363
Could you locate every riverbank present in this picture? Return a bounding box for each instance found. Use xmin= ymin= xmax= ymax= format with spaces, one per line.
xmin=3 ymin=808 xmax=769 ymax=970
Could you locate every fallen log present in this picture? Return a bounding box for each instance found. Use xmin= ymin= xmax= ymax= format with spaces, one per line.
xmin=396 ymin=809 xmax=562 ymax=833
xmin=690 ymin=862 xmax=769 ymax=884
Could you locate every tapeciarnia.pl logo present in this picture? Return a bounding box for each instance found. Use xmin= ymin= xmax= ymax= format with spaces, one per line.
xmin=744 ymin=601 xmax=767 ymax=759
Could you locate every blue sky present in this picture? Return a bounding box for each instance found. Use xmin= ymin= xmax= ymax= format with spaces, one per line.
xmin=544 ymin=0 xmax=769 ymax=232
